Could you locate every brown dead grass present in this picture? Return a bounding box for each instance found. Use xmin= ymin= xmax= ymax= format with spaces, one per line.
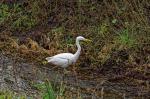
xmin=0 ymin=0 xmax=150 ymax=98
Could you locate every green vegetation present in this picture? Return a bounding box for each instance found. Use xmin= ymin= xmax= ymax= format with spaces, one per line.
xmin=0 ymin=90 xmax=27 ymax=99
xmin=117 ymin=29 xmax=136 ymax=48
xmin=33 ymin=80 xmax=66 ymax=99
xmin=0 ymin=0 xmax=149 ymax=98
xmin=34 ymin=81 xmax=57 ymax=99
xmin=0 ymin=80 xmax=66 ymax=99
xmin=0 ymin=1 xmax=48 ymax=32
xmin=0 ymin=4 xmax=10 ymax=23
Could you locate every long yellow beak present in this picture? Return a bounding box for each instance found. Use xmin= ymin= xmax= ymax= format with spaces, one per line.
xmin=84 ymin=39 xmax=92 ymax=42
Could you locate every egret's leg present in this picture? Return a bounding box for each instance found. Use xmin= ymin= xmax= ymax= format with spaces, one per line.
xmin=72 ymin=65 xmax=80 ymax=94
xmin=73 ymin=65 xmax=78 ymax=82
xmin=62 ymin=59 xmax=71 ymax=75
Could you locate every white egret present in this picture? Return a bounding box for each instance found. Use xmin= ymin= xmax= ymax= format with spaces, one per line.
xmin=45 ymin=36 xmax=91 ymax=68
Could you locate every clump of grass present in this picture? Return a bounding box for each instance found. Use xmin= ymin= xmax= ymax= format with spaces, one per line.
xmin=42 ymin=81 xmax=56 ymax=99
xmin=0 ymin=80 xmax=66 ymax=99
xmin=11 ymin=3 xmax=37 ymax=31
xmin=27 ymin=0 xmax=50 ymax=25
xmin=33 ymin=80 xmax=66 ymax=99
xmin=97 ymin=22 xmax=109 ymax=38
xmin=0 ymin=3 xmax=37 ymax=32
xmin=0 ymin=90 xmax=28 ymax=99
xmin=0 ymin=4 xmax=10 ymax=24
xmin=117 ymin=29 xmax=136 ymax=48
xmin=12 ymin=15 xmax=37 ymax=31
xmin=0 ymin=2 xmax=49 ymax=32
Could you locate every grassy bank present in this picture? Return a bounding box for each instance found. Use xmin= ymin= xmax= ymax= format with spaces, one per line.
xmin=0 ymin=0 xmax=149 ymax=98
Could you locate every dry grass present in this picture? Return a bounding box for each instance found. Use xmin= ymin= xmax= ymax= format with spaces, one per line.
xmin=0 ymin=0 xmax=150 ymax=98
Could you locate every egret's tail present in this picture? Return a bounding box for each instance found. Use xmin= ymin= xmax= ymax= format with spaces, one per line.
xmin=45 ymin=57 xmax=52 ymax=61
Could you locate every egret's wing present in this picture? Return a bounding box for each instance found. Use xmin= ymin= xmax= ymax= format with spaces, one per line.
xmin=46 ymin=56 xmax=69 ymax=61
xmin=57 ymin=57 xmax=69 ymax=60
xmin=50 ymin=57 xmax=70 ymax=66
xmin=46 ymin=53 xmax=74 ymax=67
xmin=55 ymin=57 xmax=70 ymax=64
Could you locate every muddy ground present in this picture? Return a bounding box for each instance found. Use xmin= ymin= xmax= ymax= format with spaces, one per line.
xmin=0 ymin=43 xmax=149 ymax=98
xmin=0 ymin=0 xmax=150 ymax=99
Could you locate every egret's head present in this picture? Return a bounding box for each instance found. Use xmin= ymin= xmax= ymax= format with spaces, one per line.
xmin=77 ymin=36 xmax=85 ymax=41
xmin=76 ymin=36 xmax=91 ymax=42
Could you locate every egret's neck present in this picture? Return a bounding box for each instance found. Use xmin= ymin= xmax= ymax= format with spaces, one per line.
xmin=74 ymin=39 xmax=81 ymax=62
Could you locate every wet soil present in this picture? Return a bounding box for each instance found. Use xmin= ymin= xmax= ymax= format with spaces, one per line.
xmin=0 ymin=1 xmax=150 ymax=98
xmin=0 ymin=50 xmax=149 ymax=99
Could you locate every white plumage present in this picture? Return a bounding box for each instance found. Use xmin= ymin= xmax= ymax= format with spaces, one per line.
xmin=46 ymin=53 xmax=74 ymax=68
xmin=45 ymin=36 xmax=91 ymax=68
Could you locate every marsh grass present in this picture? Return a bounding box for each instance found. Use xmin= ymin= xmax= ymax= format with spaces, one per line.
xmin=117 ymin=28 xmax=136 ymax=48
xmin=0 ymin=4 xmax=10 ymax=24
xmin=0 ymin=1 xmax=50 ymax=32
xmin=0 ymin=90 xmax=28 ymax=99
xmin=33 ymin=80 xmax=66 ymax=99
xmin=0 ymin=80 xmax=67 ymax=99
xmin=0 ymin=0 xmax=149 ymax=74
xmin=42 ymin=81 xmax=56 ymax=99
xmin=0 ymin=0 xmax=150 ymax=98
